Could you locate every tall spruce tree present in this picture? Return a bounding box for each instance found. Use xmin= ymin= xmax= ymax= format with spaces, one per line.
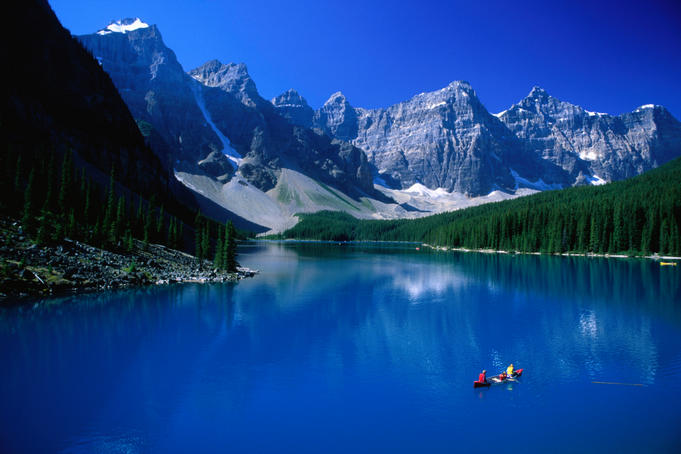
xmin=224 ymin=221 xmax=238 ymax=272
xmin=214 ymin=227 xmax=224 ymax=270
xmin=22 ymin=168 xmax=36 ymax=233
xmin=58 ymin=150 xmax=73 ymax=215
xmin=102 ymin=169 xmax=116 ymax=243
xmin=195 ymin=212 xmax=204 ymax=266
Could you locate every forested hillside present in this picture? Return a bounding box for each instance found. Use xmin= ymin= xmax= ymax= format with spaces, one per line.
xmin=1 ymin=0 xmax=244 ymax=273
xmin=282 ymin=156 xmax=681 ymax=256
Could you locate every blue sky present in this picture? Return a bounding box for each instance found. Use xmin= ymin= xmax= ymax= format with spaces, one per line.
xmin=51 ymin=0 xmax=681 ymax=117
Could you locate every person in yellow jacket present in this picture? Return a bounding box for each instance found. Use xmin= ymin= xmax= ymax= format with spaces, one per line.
xmin=506 ymin=364 xmax=514 ymax=377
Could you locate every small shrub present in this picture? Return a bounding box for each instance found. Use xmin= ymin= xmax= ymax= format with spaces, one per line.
xmin=124 ymin=261 xmax=137 ymax=273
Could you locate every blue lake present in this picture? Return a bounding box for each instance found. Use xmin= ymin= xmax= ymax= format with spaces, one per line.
xmin=1 ymin=242 xmax=681 ymax=453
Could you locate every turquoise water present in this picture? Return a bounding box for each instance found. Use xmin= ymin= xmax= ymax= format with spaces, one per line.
xmin=1 ymin=242 xmax=680 ymax=453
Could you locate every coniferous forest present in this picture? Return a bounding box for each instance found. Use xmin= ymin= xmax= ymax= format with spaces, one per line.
xmin=0 ymin=148 xmax=241 ymax=272
xmin=1 ymin=0 xmax=243 ymax=274
xmin=282 ymin=156 xmax=681 ymax=256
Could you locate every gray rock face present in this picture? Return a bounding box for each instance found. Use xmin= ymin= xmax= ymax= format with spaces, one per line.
xmin=81 ymin=18 xmax=681 ymax=206
xmin=498 ymin=87 xmax=681 ymax=183
xmin=190 ymin=60 xmax=375 ymax=195
xmin=80 ymin=22 xmax=375 ymax=200
xmin=298 ymin=83 xmax=681 ymax=195
xmin=271 ymin=89 xmax=314 ymax=128
xmin=78 ymin=23 xmax=226 ymax=174
xmin=303 ymin=82 xmax=545 ymax=195
xmin=315 ymin=92 xmax=359 ymax=142
xmin=190 ymin=60 xmax=261 ymax=106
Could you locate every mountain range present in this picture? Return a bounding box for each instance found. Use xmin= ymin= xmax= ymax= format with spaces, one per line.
xmin=78 ymin=18 xmax=681 ymax=233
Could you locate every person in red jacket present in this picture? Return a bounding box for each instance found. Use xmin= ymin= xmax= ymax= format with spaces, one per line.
xmin=478 ymin=370 xmax=487 ymax=383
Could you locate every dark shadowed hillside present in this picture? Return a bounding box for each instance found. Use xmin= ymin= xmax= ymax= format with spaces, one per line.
xmin=1 ymin=0 xmax=194 ymax=217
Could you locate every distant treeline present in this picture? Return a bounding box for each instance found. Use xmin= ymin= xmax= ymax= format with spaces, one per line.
xmin=0 ymin=149 xmax=242 ymax=271
xmin=282 ymin=157 xmax=681 ymax=256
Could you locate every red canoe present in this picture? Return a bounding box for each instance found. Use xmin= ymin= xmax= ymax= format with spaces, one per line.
xmin=474 ymin=368 xmax=523 ymax=388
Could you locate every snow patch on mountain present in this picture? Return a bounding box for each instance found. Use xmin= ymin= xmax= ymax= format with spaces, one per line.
xmin=579 ymin=149 xmax=601 ymax=161
xmin=428 ymin=101 xmax=447 ymax=109
xmin=191 ymin=82 xmax=241 ymax=168
xmin=404 ymin=183 xmax=451 ymax=198
xmin=511 ymin=169 xmax=563 ymax=191
xmin=585 ymin=174 xmax=607 ymax=186
xmin=97 ymin=18 xmax=149 ymax=35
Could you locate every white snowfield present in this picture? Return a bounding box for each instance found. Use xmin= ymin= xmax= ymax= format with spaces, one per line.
xmin=97 ymin=18 xmax=149 ymax=35
xmin=510 ymin=169 xmax=563 ymax=191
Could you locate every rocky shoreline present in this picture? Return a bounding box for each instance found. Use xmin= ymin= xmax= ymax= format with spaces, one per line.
xmin=421 ymin=243 xmax=681 ymax=261
xmin=0 ymin=218 xmax=257 ymax=303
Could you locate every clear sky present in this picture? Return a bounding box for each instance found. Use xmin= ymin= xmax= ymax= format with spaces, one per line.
xmin=50 ymin=0 xmax=681 ymax=117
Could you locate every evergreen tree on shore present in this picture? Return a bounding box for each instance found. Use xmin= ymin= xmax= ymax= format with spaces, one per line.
xmin=224 ymin=221 xmax=238 ymax=272
xmin=22 ymin=169 xmax=35 ymax=233
xmin=195 ymin=212 xmax=204 ymax=266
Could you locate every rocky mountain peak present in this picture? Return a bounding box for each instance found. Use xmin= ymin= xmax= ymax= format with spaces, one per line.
xmin=189 ymin=60 xmax=258 ymax=98
xmin=271 ymin=89 xmax=314 ymax=127
xmin=528 ymin=86 xmax=549 ymax=99
xmin=316 ymin=91 xmax=357 ymax=141
xmin=324 ymin=91 xmax=351 ymax=107
xmin=271 ymin=89 xmax=310 ymax=108
xmin=446 ymin=80 xmax=473 ymax=92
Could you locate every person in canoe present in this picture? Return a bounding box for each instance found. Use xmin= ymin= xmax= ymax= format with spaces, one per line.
xmin=506 ymin=364 xmax=515 ymax=377
xmin=478 ymin=370 xmax=487 ymax=384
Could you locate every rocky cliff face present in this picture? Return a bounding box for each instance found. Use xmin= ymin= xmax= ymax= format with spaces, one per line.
xmin=497 ymin=87 xmax=681 ymax=184
xmin=276 ymin=82 xmax=547 ymax=195
xmin=275 ymin=83 xmax=681 ymax=196
xmin=79 ymin=22 xmax=376 ymax=228
xmin=188 ymin=60 xmax=374 ymax=195
xmin=78 ymin=21 xmax=235 ymax=179
xmin=271 ymin=89 xmax=314 ymax=128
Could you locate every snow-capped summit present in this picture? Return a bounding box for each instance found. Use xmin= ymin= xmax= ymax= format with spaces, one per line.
xmin=96 ymin=18 xmax=149 ymax=35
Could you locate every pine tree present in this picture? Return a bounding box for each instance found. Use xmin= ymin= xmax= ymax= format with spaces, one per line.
xmin=83 ymin=178 xmax=92 ymax=225
xmin=113 ymin=196 xmax=125 ymax=245
xmin=36 ymin=210 xmax=51 ymax=245
xmin=13 ymin=154 xmax=22 ymax=195
xmin=126 ymin=229 xmax=134 ymax=252
xmin=214 ymin=227 xmax=224 ymax=269
xmin=144 ymin=202 xmax=153 ymax=247
xmin=195 ymin=212 xmax=204 ymax=266
xmin=156 ymin=206 xmax=164 ymax=242
xmin=225 ymin=221 xmax=238 ymax=272
xmin=103 ymin=169 xmax=116 ymax=243
xmin=22 ymin=169 xmax=35 ymax=233
xmin=136 ymin=197 xmax=144 ymax=238
xmin=201 ymin=224 xmax=210 ymax=266
xmin=93 ymin=217 xmax=102 ymax=246
xmin=67 ymin=210 xmax=77 ymax=239
xmin=42 ymin=152 xmax=57 ymax=213
xmin=58 ymin=150 xmax=73 ymax=215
